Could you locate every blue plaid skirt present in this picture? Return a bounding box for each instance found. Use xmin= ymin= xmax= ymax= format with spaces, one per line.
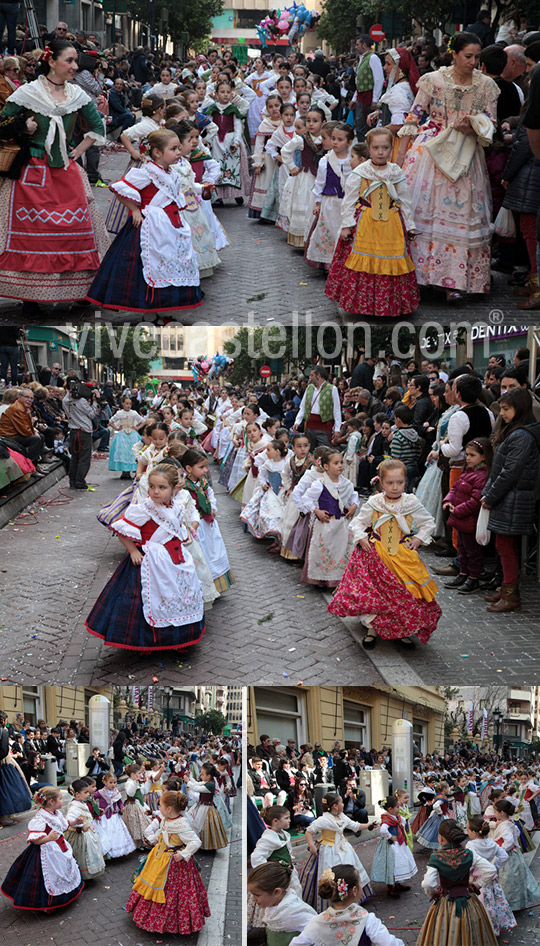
xmin=1 ymin=843 xmax=84 ymax=910
xmin=86 ymin=220 xmax=203 ymax=313
xmin=0 ymin=759 xmax=32 ymax=818
xmin=86 ymin=555 xmax=206 ymax=651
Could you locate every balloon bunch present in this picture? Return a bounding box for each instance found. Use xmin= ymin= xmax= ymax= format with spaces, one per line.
xmin=191 ymin=353 xmax=234 ymax=381
xmin=256 ymin=4 xmax=320 ymax=47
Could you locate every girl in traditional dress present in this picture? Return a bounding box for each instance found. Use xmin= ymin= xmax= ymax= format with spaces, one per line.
xmin=370 ymin=795 xmax=417 ymax=899
xmin=241 ymin=439 xmax=287 ymax=541
xmin=395 ymin=789 xmax=413 ymax=851
xmin=106 ymin=93 xmax=165 ymax=234
xmin=265 ymin=103 xmax=297 ymax=219
xmin=279 ymin=434 xmax=313 ymax=561
xmin=416 ymin=782 xmax=452 ymax=851
xmin=283 ymin=445 xmax=331 ymax=562
xmin=290 ymin=864 xmax=406 ymax=946
xmin=279 ymin=107 xmax=325 ymax=247
xmin=328 ymin=458 xmax=441 ymax=648
xmin=93 ymin=772 xmax=136 ymax=858
xmin=517 ymin=769 xmax=540 ymax=831
xmin=126 ymin=790 xmax=210 ymax=934
xmin=342 ymin=418 xmax=363 ymax=485
xmin=305 ymin=123 xmax=354 ymax=269
xmin=466 ymin=815 xmax=517 ymax=935
xmin=452 ymin=773 xmax=481 ymax=827
xmin=169 ymin=119 xmax=221 ymax=277
xmin=251 ymin=805 xmax=303 ymax=897
xmin=299 ymin=792 xmax=375 ymax=912
xmin=86 ymin=129 xmax=202 ymax=315
xmin=248 ymin=862 xmax=317 ymax=946
xmin=65 ymin=779 xmax=106 ymax=880
xmin=183 ymin=763 xmax=229 ymax=850
xmin=182 ymin=447 xmax=235 ymax=592
xmin=411 ymin=776 xmax=437 ymax=833
xmin=416 ymin=819 xmax=498 ymax=946
xmin=300 ymin=448 xmax=358 ymax=588
xmin=122 ymin=763 xmax=151 ymax=848
xmin=396 ymin=32 xmax=499 ymax=303
xmin=248 ymin=94 xmax=282 ymax=220
xmin=232 ymin=421 xmax=273 ymax=505
xmin=325 ymin=127 xmax=419 ymax=317
xmin=491 ymin=799 xmax=540 ymax=911
xmin=86 ymin=464 xmax=205 ymax=652
xmin=1 ymin=787 xmax=84 ymax=911
xmin=0 ymin=39 xmax=109 ymax=314
xmin=203 ymin=79 xmax=250 ymax=206
xmin=245 ymin=58 xmax=273 ymax=141
xmin=108 ymin=394 xmax=145 ymax=479
xmin=144 ymin=760 xmax=167 ymax=814
xmin=133 ymin=422 xmax=169 ymax=502
xmin=188 ymin=131 xmax=229 ymax=251
xmin=182 ymin=88 xmax=218 ymax=145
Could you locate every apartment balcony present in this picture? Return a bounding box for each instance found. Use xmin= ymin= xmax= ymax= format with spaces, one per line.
xmin=506 ymin=711 xmax=532 ymax=721
xmin=509 ymin=689 xmax=532 ymax=701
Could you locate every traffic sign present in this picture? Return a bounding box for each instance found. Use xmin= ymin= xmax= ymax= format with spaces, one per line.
xmin=260 ymin=365 xmax=272 ymax=378
xmin=369 ymin=23 xmax=386 ymax=41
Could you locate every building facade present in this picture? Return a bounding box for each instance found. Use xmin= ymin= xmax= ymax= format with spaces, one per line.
xmin=447 ymin=686 xmax=540 ymax=756
xmin=226 ymin=685 xmax=243 ymax=727
xmin=0 ymin=685 xmax=114 ymax=728
xmin=248 ymin=686 xmax=446 ymax=756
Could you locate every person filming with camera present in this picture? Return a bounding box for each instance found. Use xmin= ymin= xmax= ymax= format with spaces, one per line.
xmin=62 ymin=379 xmax=99 ymax=490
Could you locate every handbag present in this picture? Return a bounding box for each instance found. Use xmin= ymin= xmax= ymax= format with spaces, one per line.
xmin=475 ymin=505 xmax=491 ymax=546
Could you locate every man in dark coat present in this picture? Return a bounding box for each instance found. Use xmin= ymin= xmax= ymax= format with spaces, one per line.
xmin=350 ymin=354 xmax=374 ymax=391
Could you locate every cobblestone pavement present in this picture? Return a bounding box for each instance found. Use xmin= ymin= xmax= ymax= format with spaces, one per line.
xmin=0 ymin=148 xmax=538 ymax=328
xmin=0 ymin=453 xmax=539 ymax=686
xmin=282 ymin=820 xmax=540 ymax=945
xmin=0 ymin=789 xmax=241 ymax=946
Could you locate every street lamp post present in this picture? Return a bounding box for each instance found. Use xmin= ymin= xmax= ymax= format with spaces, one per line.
xmin=163 ymin=687 xmax=173 ymax=728
xmin=493 ymin=708 xmax=503 ymax=754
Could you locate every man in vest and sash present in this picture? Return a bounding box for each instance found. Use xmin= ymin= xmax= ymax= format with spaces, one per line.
xmin=293 ymin=366 xmax=342 ymax=448
xmin=355 ymin=33 xmax=385 ymax=141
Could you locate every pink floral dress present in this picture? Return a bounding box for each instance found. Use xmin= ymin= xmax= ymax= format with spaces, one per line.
xmin=398 ymin=66 xmax=499 ymax=293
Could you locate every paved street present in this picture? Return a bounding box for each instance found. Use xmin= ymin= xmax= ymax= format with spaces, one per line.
xmin=283 ymin=821 xmax=540 ymax=945
xmin=1 ymin=453 xmax=539 ymax=686
xmin=0 ymin=147 xmax=538 ymax=329
xmin=0 ymin=790 xmax=241 ymax=946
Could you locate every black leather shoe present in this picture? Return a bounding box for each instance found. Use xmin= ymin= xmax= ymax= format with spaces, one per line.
xmin=444 ymin=574 xmax=468 ymax=588
xmin=432 ymin=564 xmax=459 ymax=577
xmin=458 ymin=578 xmax=480 ymax=594
xmin=434 ymin=546 xmax=456 ymax=557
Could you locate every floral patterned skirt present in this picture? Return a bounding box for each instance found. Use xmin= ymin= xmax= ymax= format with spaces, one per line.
xmin=480 ymin=881 xmax=516 ymax=935
xmin=328 ymin=545 xmax=441 ymax=642
xmin=126 ymin=854 xmax=210 ymax=934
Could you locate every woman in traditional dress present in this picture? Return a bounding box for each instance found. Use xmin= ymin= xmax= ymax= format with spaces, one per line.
xmin=0 ymin=711 xmax=32 ymax=826
xmin=0 ymin=39 xmax=109 ymax=314
xmin=396 ymin=32 xmax=500 ymax=303
xmin=416 ymin=819 xmax=498 ymax=946
xmin=367 ymin=48 xmax=418 ymax=161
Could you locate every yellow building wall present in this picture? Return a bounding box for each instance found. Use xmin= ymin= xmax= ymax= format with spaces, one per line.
xmin=248 ymin=686 xmax=445 ymax=755
xmin=0 ymin=686 xmax=114 ymax=727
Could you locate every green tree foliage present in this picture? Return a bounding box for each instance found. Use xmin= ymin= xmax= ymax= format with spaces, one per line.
xmin=83 ymin=325 xmax=157 ymax=384
xmin=193 ymin=709 xmax=228 ymax=734
xmin=318 ymin=0 xmax=455 ymax=50
xmin=126 ymin=0 xmax=224 ymax=47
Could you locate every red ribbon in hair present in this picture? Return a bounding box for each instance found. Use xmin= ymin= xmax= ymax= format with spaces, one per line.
xmin=39 ymin=45 xmax=53 ymax=63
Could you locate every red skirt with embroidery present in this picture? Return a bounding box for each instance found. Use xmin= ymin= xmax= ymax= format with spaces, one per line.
xmin=325 ymin=207 xmax=420 ymax=317
xmin=126 ymin=855 xmax=210 ymax=934
xmin=328 ymin=545 xmax=441 ymax=642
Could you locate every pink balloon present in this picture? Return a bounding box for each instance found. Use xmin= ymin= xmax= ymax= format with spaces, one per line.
xmin=278 ymin=19 xmax=289 ymax=30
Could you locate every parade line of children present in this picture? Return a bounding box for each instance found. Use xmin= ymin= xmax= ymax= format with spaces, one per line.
xmin=210 ymin=396 xmax=441 ymax=648
xmin=81 ymin=61 xmax=420 ymax=319
xmin=247 ymin=773 xmax=540 ymax=946
xmin=86 ymin=393 xmax=235 ymax=653
xmin=1 ymin=755 xmax=234 ymax=934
